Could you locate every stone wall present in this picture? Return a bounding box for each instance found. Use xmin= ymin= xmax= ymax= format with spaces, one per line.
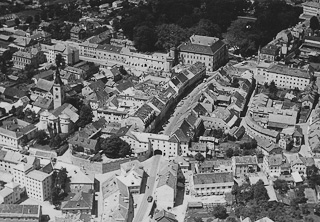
xmin=68 ymin=152 xmax=148 ymax=174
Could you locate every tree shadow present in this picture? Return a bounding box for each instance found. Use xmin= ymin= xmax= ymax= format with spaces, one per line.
xmin=174 ymin=186 xmax=185 ymax=207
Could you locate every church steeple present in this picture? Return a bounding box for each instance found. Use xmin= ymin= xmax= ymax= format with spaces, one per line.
xmin=54 ymin=67 xmax=63 ymax=85
xmin=53 ymin=67 xmax=65 ymax=109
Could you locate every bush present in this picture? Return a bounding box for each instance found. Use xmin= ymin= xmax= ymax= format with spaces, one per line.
xmin=99 ymin=136 xmax=131 ymax=158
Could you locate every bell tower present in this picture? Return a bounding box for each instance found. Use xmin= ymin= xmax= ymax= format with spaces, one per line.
xmin=53 ymin=67 xmax=65 ymax=110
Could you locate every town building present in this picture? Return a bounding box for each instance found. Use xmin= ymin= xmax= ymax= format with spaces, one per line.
xmin=255 ymin=64 xmax=312 ymax=90
xmin=153 ymin=210 xmax=178 ymax=222
xmin=191 ymin=172 xmax=234 ymax=196
xmin=70 ymin=26 xmax=86 ymax=41
xmin=117 ymin=160 xmax=145 ymax=194
xmin=189 ymin=142 xmax=207 ymax=158
xmin=263 ymin=154 xmax=288 ymax=177
xmin=0 ymin=204 xmax=42 ymax=222
xmin=61 ymin=191 xmax=93 ymax=214
xmin=300 ymin=1 xmax=320 ymax=20
xmin=12 ymin=48 xmax=45 ymax=69
xmin=177 ymin=34 xmax=228 ymax=72
xmin=101 ymin=175 xmax=133 ymax=222
xmin=155 ymin=162 xmax=181 ymax=211
xmin=195 ymin=159 xmax=233 ymax=174
xmin=25 ymin=170 xmax=52 ymax=201
xmin=0 ymin=117 xmax=37 ymax=149
xmin=41 ymin=42 xmax=79 ymax=66
xmin=233 ymin=156 xmax=258 ymax=177
xmin=37 ymin=103 xmax=78 ymax=134
xmin=0 ymin=182 xmax=24 ymax=204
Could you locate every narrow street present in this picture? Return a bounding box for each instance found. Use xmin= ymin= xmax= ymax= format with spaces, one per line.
xmin=133 ymin=155 xmax=161 ymax=222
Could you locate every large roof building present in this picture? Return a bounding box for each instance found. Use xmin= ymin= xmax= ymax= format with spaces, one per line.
xmin=178 ymin=34 xmax=228 ymax=71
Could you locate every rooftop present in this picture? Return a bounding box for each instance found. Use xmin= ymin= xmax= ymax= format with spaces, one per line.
xmin=234 ymin=155 xmax=258 ymax=165
xmin=267 ymin=64 xmax=311 ymax=79
xmin=26 ymin=170 xmax=50 ymax=181
xmin=0 ymin=204 xmax=40 ymax=217
xmin=193 ymin=172 xmax=233 ymax=185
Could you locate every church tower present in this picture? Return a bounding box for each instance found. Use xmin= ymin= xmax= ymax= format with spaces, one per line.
xmin=53 ymin=67 xmax=65 ymax=110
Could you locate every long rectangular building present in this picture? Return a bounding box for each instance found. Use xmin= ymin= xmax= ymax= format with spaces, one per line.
xmin=256 ymin=64 xmax=312 ymax=90
xmin=0 ymin=204 xmax=41 ymax=222
xmin=192 ymin=172 xmax=234 ymax=196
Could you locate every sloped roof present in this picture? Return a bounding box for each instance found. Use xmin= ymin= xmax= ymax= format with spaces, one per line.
xmin=178 ymin=39 xmax=225 ymax=56
xmin=154 ymin=210 xmax=178 ymax=222
xmin=35 ymin=79 xmax=54 ymax=92
xmin=61 ymin=192 xmax=93 ymax=210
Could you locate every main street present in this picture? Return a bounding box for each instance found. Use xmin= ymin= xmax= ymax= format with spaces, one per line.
xmin=133 ymin=155 xmax=161 ymax=222
xmin=163 ymin=74 xmax=217 ymax=135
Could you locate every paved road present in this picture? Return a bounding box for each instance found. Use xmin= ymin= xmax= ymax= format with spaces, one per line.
xmin=133 ymin=155 xmax=161 ymax=222
xmin=298 ymin=122 xmax=313 ymax=158
xmin=163 ymin=75 xmax=217 ymax=135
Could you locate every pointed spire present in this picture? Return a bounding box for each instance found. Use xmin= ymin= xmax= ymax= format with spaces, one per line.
xmin=54 ymin=66 xmax=63 ymax=85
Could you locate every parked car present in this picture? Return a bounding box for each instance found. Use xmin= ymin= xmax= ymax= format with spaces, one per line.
xmin=147 ymin=196 xmax=153 ymax=202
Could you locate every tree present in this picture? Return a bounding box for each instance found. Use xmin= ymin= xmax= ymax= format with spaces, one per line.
xmin=51 ymin=167 xmax=69 ymax=205
xmin=232 ymin=184 xmax=240 ymax=203
xmin=19 ymin=135 xmax=29 ymax=146
xmin=1 ymin=60 xmax=7 ymax=75
xmin=226 ymin=148 xmax=234 ymax=158
xmin=189 ymin=19 xmax=222 ymax=38
xmin=224 ymin=19 xmax=258 ymax=56
xmin=292 ymin=185 xmax=307 ymax=205
xmin=194 ymin=218 xmax=203 ymax=222
xmin=269 ymin=81 xmax=278 ymax=98
xmin=226 ymin=217 xmax=238 ymax=222
xmin=213 ymin=205 xmax=227 ymax=219
xmin=314 ymin=203 xmax=320 ymax=216
xmin=231 ymin=78 xmax=240 ymax=88
xmin=155 ymin=24 xmax=188 ymax=51
xmin=253 ymin=180 xmax=269 ymax=202
xmin=273 ymin=179 xmax=289 ymax=194
xmin=310 ymin=16 xmax=320 ymax=31
xmin=55 ymin=53 xmax=65 ymax=68
xmin=34 ymin=14 xmax=40 ymax=23
xmin=15 ymin=106 xmax=25 ymax=119
xmin=77 ymin=105 xmax=94 ymax=128
xmin=195 ymin=152 xmax=205 ymax=162
xmin=133 ymin=25 xmax=157 ymax=52
xmin=26 ymin=16 xmax=33 ymax=24
xmin=14 ymin=18 xmax=20 ymax=26
xmin=99 ymin=136 xmax=131 ymax=158
xmin=306 ymin=165 xmax=320 ymax=188
xmin=305 ymin=216 xmax=315 ymax=222
xmin=50 ymin=134 xmax=62 ymax=148
xmin=112 ymin=18 xmax=120 ymax=31
xmin=35 ymin=130 xmax=49 ymax=145
xmin=41 ymin=11 xmax=47 ymax=21
xmin=73 ymin=145 xmax=84 ymax=152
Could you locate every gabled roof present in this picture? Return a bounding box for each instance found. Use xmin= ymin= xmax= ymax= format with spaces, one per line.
xmin=69 ymin=134 xmax=98 ymax=151
xmin=35 ymin=79 xmax=54 ymax=92
xmin=88 ymin=80 xmax=105 ymax=91
xmin=61 ymin=192 xmax=93 ymax=210
xmin=116 ymin=79 xmax=134 ymax=92
xmin=154 ymin=209 xmax=178 ymax=222
xmin=178 ymin=39 xmax=226 ymax=56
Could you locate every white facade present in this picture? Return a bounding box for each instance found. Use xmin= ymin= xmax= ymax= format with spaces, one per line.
xmin=25 ymin=170 xmax=51 ymax=201
xmin=0 ymin=183 xmax=24 ymax=204
xmin=301 ymin=2 xmax=320 ymax=17
xmin=256 ymin=64 xmax=311 ymax=90
xmin=155 ymin=185 xmax=174 ymax=210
